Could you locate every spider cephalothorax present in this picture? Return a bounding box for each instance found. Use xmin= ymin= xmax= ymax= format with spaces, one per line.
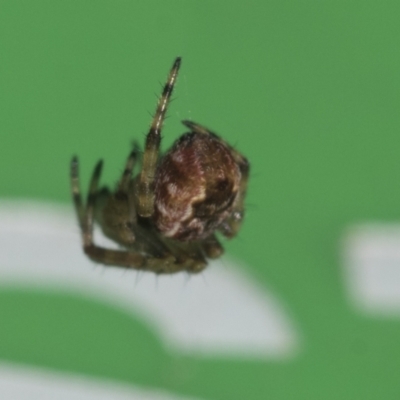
xmin=71 ymin=57 xmax=249 ymax=274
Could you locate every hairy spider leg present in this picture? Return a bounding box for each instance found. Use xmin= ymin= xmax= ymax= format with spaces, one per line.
xmin=181 ymin=120 xmax=250 ymax=238
xmin=117 ymin=142 xmax=140 ymax=193
xmin=138 ymin=57 xmax=181 ymax=217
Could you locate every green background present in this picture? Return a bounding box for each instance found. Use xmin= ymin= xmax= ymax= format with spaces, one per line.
xmin=1 ymin=1 xmax=400 ymax=399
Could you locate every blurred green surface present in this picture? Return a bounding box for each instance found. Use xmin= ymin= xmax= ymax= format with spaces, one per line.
xmin=1 ymin=1 xmax=400 ymax=399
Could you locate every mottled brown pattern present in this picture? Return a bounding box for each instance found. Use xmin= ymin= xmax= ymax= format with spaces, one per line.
xmin=154 ymin=132 xmax=241 ymax=241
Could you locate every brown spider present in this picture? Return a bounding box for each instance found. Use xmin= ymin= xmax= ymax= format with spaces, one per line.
xmin=70 ymin=57 xmax=249 ymax=274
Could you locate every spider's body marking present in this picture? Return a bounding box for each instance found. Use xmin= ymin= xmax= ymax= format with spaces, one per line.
xmin=154 ymin=131 xmax=240 ymax=241
xmin=70 ymin=57 xmax=249 ymax=274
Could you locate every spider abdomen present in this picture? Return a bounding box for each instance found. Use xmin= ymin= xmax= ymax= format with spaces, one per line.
xmin=154 ymin=132 xmax=241 ymax=241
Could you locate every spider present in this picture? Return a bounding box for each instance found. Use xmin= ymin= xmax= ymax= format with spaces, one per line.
xmin=70 ymin=57 xmax=249 ymax=274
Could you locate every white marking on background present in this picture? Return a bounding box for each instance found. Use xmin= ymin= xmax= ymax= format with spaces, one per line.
xmin=0 ymin=200 xmax=299 ymax=358
xmin=0 ymin=363 xmax=205 ymax=400
xmin=343 ymin=224 xmax=400 ymax=315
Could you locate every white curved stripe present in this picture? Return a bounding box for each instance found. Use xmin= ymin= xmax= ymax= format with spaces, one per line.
xmin=0 ymin=363 xmax=205 ymax=400
xmin=0 ymin=200 xmax=299 ymax=358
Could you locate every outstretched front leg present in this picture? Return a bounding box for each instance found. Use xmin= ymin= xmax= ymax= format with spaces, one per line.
xmin=138 ymin=57 xmax=181 ymax=217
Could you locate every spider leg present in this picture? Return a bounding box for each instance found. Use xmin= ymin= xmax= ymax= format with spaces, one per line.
xmin=200 ymin=234 xmax=224 ymax=259
xmin=164 ymin=239 xmax=208 ymax=273
xmin=117 ymin=142 xmax=140 ymax=193
xmin=70 ymin=156 xmax=85 ymax=229
xmin=181 ymin=120 xmax=213 ymax=136
xmin=181 ymin=247 xmax=207 ymax=273
xmin=138 ymin=57 xmax=181 ymax=217
xmin=83 ymin=159 xmax=105 ymax=246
